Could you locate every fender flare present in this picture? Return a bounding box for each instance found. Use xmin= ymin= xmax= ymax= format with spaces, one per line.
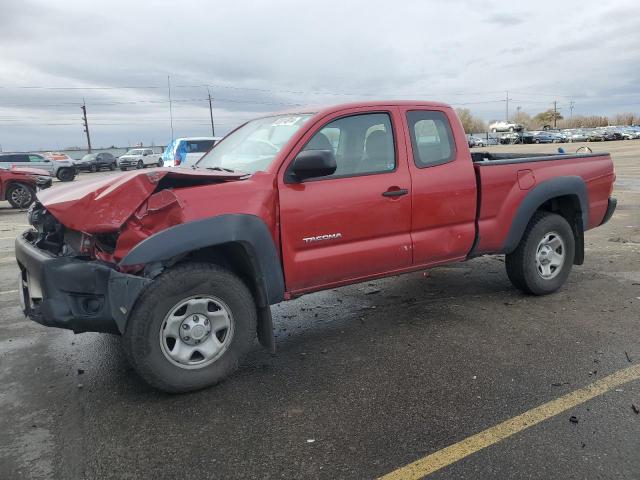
xmin=503 ymin=176 xmax=589 ymax=254
xmin=119 ymin=214 xmax=285 ymax=305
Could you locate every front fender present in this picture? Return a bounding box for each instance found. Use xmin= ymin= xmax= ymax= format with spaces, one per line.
xmin=119 ymin=214 xmax=285 ymax=305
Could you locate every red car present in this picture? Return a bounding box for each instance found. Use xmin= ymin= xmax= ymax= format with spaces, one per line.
xmin=1 ymin=166 xmax=52 ymax=209
xmin=15 ymin=101 xmax=616 ymax=392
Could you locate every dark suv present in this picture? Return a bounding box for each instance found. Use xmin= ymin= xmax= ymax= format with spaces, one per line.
xmin=74 ymin=152 xmax=117 ymax=172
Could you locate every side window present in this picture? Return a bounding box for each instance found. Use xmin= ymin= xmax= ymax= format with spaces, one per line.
xmin=301 ymin=113 xmax=395 ymax=178
xmin=28 ymin=155 xmax=42 ymax=162
xmin=406 ymin=110 xmax=455 ymax=168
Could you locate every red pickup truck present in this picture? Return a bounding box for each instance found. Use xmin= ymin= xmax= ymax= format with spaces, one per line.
xmin=1 ymin=166 xmax=52 ymax=209
xmin=15 ymin=101 xmax=616 ymax=392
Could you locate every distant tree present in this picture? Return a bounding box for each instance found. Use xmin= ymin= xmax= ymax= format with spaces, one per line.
xmin=533 ymin=109 xmax=563 ymax=127
xmin=455 ymin=108 xmax=487 ymax=133
xmin=611 ymin=112 xmax=636 ymax=126
xmin=558 ymin=115 xmax=610 ymax=129
xmin=513 ymin=109 xmax=533 ymax=129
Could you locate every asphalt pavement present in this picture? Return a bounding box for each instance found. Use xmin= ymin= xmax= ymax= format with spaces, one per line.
xmin=1 ymin=142 xmax=639 ymax=479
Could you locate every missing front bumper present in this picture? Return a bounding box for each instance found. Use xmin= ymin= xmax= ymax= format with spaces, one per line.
xmin=15 ymin=231 xmax=150 ymax=334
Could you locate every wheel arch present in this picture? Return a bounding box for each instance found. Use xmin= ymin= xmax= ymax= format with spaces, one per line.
xmin=503 ymin=176 xmax=588 ymax=264
xmin=119 ymin=214 xmax=284 ymax=351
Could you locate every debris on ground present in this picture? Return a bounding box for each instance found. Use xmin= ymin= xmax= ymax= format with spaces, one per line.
xmin=632 ymin=404 xmax=639 ymax=414
xmin=365 ymin=289 xmax=381 ymax=295
xmin=77 ymin=368 xmax=84 ymax=375
xmin=625 ymin=351 xmax=632 ymax=362
xmin=569 ymin=416 xmax=579 ymax=424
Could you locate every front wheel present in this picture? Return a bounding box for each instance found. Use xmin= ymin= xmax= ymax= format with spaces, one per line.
xmin=109 ymin=162 xmax=116 ymax=171
xmin=56 ymin=167 xmax=75 ymax=182
xmin=6 ymin=183 xmax=35 ymax=209
xmin=505 ymin=212 xmax=575 ymax=295
xmin=123 ymin=263 xmax=257 ymax=393
xmin=136 ymin=160 xmax=144 ymax=169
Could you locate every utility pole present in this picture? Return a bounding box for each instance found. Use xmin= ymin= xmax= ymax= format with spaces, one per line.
xmin=81 ymin=99 xmax=92 ymax=153
xmin=505 ymin=90 xmax=509 ymax=121
xmin=207 ymin=87 xmax=215 ymax=136
xmin=569 ymin=100 xmax=575 ymax=119
xmin=553 ymin=100 xmax=558 ymax=128
xmin=167 ymin=75 xmax=174 ymax=141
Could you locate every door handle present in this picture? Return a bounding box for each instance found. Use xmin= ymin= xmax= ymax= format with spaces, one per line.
xmin=382 ymin=188 xmax=409 ymax=197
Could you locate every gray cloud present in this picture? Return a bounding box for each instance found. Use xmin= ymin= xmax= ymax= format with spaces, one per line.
xmin=485 ymin=13 xmax=525 ymax=26
xmin=0 ymin=0 xmax=639 ymax=150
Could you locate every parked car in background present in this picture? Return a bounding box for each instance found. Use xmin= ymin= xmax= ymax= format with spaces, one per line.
xmin=586 ymin=130 xmax=607 ymax=142
xmin=620 ymin=127 xmax=640 ymax=139
xmin=500 ymin=131 xmax=533 ymax=144
xmin=118 ymin=148 xmax=162 ymax=171
xmin=0 ymin=166 xmax=52 ymax=209
xmin=162 ymin=137 xmax=221 ymax=167
xmin=532 ymin=131 xmax=556 ymax=144
xmin=0 ymin=152 xmax=76 ymax=182
xmin=74 ymin=152 xmax=118 ymax=172
xmin=565 ymin=129 xmax=589 ymax=142
xmin=489 ymin=121 xmax=523 ymax=132
xmin=468 ymin=136 xmax=486 ymax=148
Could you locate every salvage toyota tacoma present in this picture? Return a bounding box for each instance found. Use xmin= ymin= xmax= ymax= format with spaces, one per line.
xmin=15 ymin=101 xmax=617 ymax=393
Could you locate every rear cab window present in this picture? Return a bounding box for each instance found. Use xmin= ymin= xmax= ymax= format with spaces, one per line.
xmin=185 ymin=140 xmax=215 ymax=153
xmin=406 ymin=110 xmax=456 ymax=168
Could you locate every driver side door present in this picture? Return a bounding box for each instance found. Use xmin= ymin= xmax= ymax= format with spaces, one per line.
xmin=278 ymin=108 xmax=413 ymax=294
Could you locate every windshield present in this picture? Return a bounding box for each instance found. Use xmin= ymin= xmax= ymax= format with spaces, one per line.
xmin=197 ymin=114 xmax=313 ymax=173
xmin=81 ymin=154 xmax=97 ymax=161
xmin=126 ymin=149 xmax=144 ymax=155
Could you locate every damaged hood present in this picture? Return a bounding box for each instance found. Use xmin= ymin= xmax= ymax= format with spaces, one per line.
xmin=37 ymin=168 xmax=246 ymax=233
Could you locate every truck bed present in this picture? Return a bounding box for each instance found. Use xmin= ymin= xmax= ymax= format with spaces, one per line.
xmin=471 ymin=151 xmax=615 ymax=255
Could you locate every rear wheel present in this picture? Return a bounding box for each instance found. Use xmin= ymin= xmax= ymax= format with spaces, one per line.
xmin=6 ymin=183 xmax=35 ymax=209
xmin=157 ymin=158 xmax=163 ymax=167
xmin=90 ymin=164 xmax=97 ymax=173
xmin=506 ymin=212 xmax=575 ymax=295
xmin=56 ymin=167 xmax=75 ymax=182
xmin=109 ymin=162 xmax=116 ymax=171
xmin=120 ymin=167 xmax=128 ymax=171
xmin=123 ymin=263 xmax=257 ymax=393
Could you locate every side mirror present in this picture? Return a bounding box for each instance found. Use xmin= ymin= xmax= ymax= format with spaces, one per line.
xmin=290 ymin=150 xmax=336 ymax=181
xmin=143 ymin=152 xmax=149 ymax=156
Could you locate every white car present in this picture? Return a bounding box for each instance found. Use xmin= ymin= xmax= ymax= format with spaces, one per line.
xmin=489 ymin=121 xmax=523 ymax=133
xmin=117 ymin=148 xmax=162 ymax=171
xmin=162 ymin=137 xmax=221 ymax=168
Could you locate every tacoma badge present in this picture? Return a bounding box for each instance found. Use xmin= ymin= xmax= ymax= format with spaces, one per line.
xmin=303 ymin=233 xmax=342 ymax=243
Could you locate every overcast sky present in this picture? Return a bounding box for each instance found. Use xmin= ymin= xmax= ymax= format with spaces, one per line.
xmin=1 ymin=0 xmax=639 ymax=151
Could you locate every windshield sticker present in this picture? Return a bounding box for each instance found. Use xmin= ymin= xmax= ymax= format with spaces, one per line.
xmin=272 ymin=116 xmax=303 ymax=127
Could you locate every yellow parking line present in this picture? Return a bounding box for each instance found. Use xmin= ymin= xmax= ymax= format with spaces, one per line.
xmin=380 ymin=363 xmax=640 ymax=480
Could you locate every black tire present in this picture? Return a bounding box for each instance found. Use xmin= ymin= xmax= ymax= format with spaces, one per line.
xmin=109 ymin=162 xmax=116 ymax=171
xmin=6 ymin=183 xmax=35 ymax=209
xmin=505 ymin=212 xmax=575 ymax=295
xmin=123 ymin=262 xmax=257 ymax=393
xmin=157 ymin=159 xmax=163 ymax=167
xmin=136 ymin=160 xmax=144 ymax=169
xmin=90 ymin=164 xmax=97 ymax=173
xmin=120 ymin=167 xmax=127 ymax=171
xmin=56 ymin=167 xmax=75 ymax=182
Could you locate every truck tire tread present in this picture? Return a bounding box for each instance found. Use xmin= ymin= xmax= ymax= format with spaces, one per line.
xmin=122 ymin=262 xmax=256 ymax=393
xmin=505 ymin=211 xmax=574 ymax=295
